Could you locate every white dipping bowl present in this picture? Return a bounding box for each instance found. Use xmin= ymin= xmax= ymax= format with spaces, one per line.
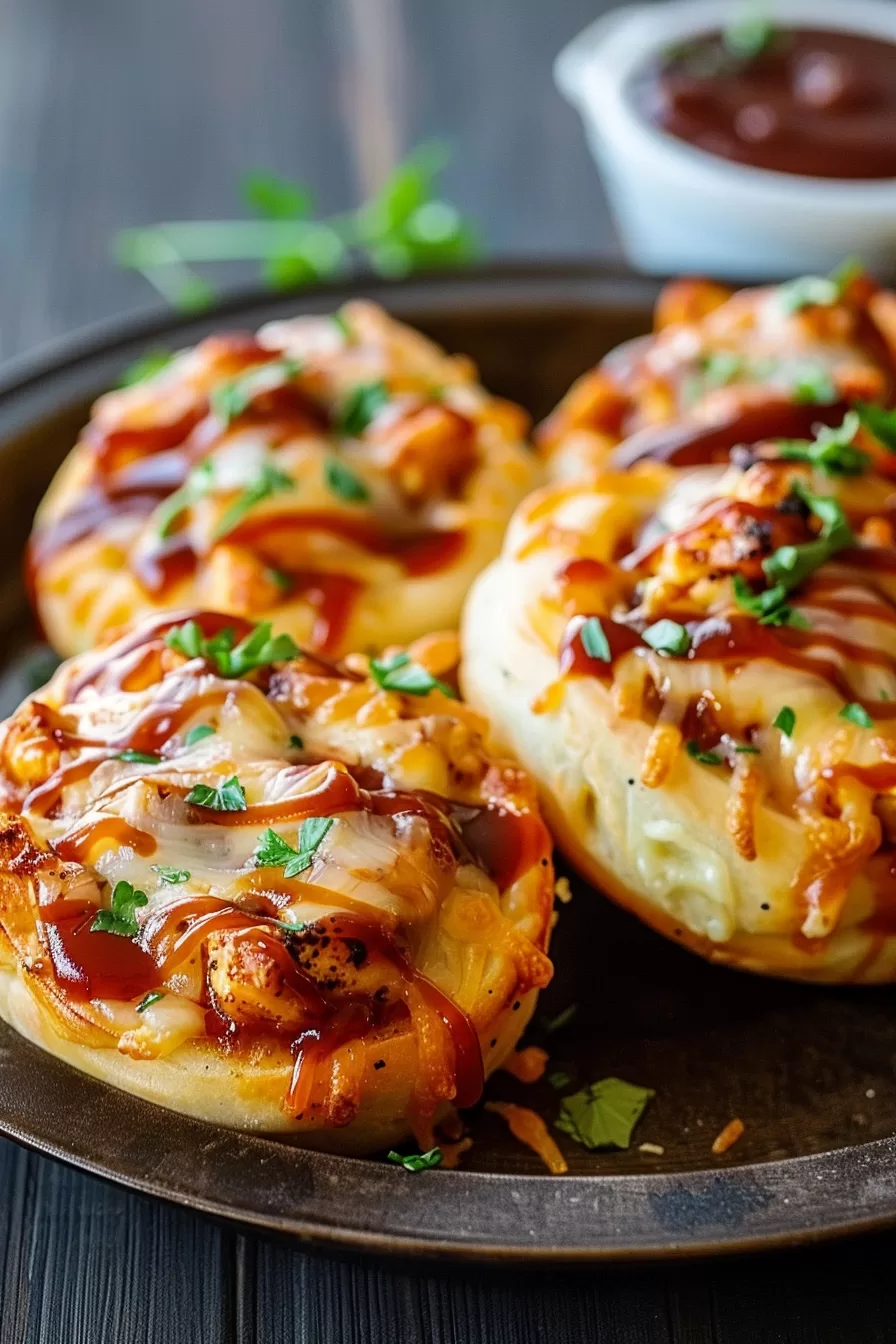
xmin=555 ymin=0 xmax=896 ymax=278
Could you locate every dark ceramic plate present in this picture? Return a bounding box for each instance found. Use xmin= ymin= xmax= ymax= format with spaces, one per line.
xmin=1 ymin=263 xmax=895 ymax=1262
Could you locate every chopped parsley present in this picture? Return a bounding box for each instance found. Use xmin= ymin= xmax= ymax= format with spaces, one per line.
xmin=118 ymin=749 xmax=161 ymax=764
xmin=686 ymin=741 xmax=722 ymax=766
xmin=555 ymin=1077 xmax=655 ymax=1151
xmin=91 ymin=881 xmax=148 ymax=937
xmin=790 ymin=366 xmax=838 ymax=406
xmin=700 ymin=350 xmax=744 ymax=388
xmin=265 ymin=566 xmax=292 ymax=592
xmin=211 ymin=358 xmax=301 ymax=425
xmin=253 ymin=818 xmax=334 ymax=877
xmin=185 ymin=776 xmax=247 ymax=811
xmin=579 ymin=616 xmax=612 ymax=662
xmin=156 ymin=459 xmax=215 ymax=538
xmin=152 ymin=865 xmax=191 ymax=884
xmin=776 ymin=412 xmax=867 ymax=476
xmin=338 ymin=379 xmax=390 ymax=436
xmin=734 ymin=744 xmax=760 ymax=755
xmin=830 ymin=256 xmax=865 ymax=296
xmin=840 ymin=702 xmax=873 ymax=728
xmin=773 ymin=706 xmax=796 ymax=736
xmin=136 ymin=991 xmax=165 ymax=1013
xmin=324 ymin=457 xmax=370 ymax=503
xmin=855 ymin=401 xmax=896 ymax=454
xmin=165 ymin=619 xmax=300 ymax=677
xmin=386 ymin=1147 xmax=443 ymax=1172
xmin=642 ymin=619 xmax=690 ymax=656
xmin=184 ymin=724 xmax=216 ymax=746
xmin=369 ymin=652 xmax=457 ymax=698
xmin=289 ymin=734 xmax=303 ymax=749
xmin=731 ymin=574 xmax=807 ymax=629
xmin=762 ymin=481 xmax=854 ymax=591
xmin=119 ymin=348 xmax=174 ymax=387
xmin=776 ymin=274 xmax=840 ymax=316
xmin=540 ymin=1003 xmax=578 ymax=1035
xmin=212 ymin=461 xmax=295 ymax=539
xmin=548 ymin=1070 xmax=573 ymax=1091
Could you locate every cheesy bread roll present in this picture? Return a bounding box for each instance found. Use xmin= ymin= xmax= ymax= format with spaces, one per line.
xmin=463 ymin=405 xmax=896 ymax=983
xmin=0 ymin=611 xmax=553 ymax=1152
xmin=29 ymin=302 xmax=538 ymax=659
xmin=538 ymin=268 xmax=896 ymax=481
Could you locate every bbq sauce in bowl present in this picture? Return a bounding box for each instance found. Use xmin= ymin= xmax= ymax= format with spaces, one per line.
xmin=630 ymin=23 xmax=896 ymax=180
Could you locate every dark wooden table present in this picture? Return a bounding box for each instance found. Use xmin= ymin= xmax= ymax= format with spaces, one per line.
xmin=1 ymin=2 xmax=895 ymax=1340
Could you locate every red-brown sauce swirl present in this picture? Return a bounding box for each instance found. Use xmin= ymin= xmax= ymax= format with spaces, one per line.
xmin=630 ymin=27 xmax=896 ymax=180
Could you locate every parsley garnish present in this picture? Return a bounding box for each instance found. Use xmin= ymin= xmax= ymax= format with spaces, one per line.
xmin=324 ymin=458 xmax=370 ymax=503
xmin=579 ymin=616 xmax=612 ymax=662
xmin=118 ymin=749 xmax=161 ymax=764
xmin=165 ymin=619 xmax=299 ymax=677
xmin=91 ymin=881 xmax=148 ymax=937
xmin=540 ymin=1003 xmax=578 ymax=1035
xmin=773 ymin=706 xmax=796 ymax=736
xmin=840 ymin=702 xmax=873 ymax=728
xmin=686 ymin=741 xmax=722 ymax=765
xmin=855 ymin=402 xmax=896 ymax=454
xmin=776 ymin=274 xmax=839 ymax=316
xmin=253 ymin=818 xmax=334 ymax=877
xmin=211 ymin=358 xmax=301 ymax=426
xmin=790 ymin=366 xmax=838 ymax=406
xmin=386 ymin=1148 xmax=443 ymax=1172
xmin=734 ymin=744 xmax=760 ymax=755
xmin=136 ymin=991 xmax=165 ymax=1013
xmin=338 ymin=380 xmax=390 ymax=436
xmin=185 ymin=776 xmax=247 ymax=811
xmin=212 ymin=462 xmax=295 ymax=539
xmin=369 ymin=652 xmax=457 ymax=698
xmin=701 ymin=350 xmax=744 ymax=387
xmin=156 ymin=459 xmax=215 ymax=538
xmin=119 ymin=348 xmax=174 ymax=387
xmin=152 ymin=865 xmax=191 ymax=884
xmin=184 ymin=724 xmax=216 ymax=746
xmin=289 ymin=734 xmax=303 ymax=749
xmin=642 ymin=619 xmax=690 ymax=656
xmin=731 ymin=574 xmax=807 ymax=629
xmin=776 ymin=412 xmax=867 ymax=476
xmin=830 ymin=256 xmax=865 ymax=296
xmin=555 ymin=1077 xmax=654 ymax=1150
xmin=762 ymin=481 xmax=854 ymax=591
xmin=548 ymin=1070 xmax=573 ymax=1091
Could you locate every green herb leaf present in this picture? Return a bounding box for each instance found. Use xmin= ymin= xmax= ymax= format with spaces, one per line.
xmin=734 ymin=744 xmax=761 ymax=755
xmin=540 ymin=1003 xmax=578 ymax=1035
xmin=722 ymin=14 xmax=774 ymax=61
xmin=369 ymin=652 xmax=457 ymax=698
xmin=776 ymin=274 xmax=839 ymax=316
xmin=386 ymin=1147 xmax=443 ymax=1172
xmin=555 ymin=1077 xmax=655 ymax=1150
xmin=790 ymin=366 xmax=838 ymax=406
xmin=686 ymin=741 xmax=722 ymax=765
xmin=152 ymin=865 xmax=191 ymax=884
xmin=324 ymin=458 xmax=370 ymax=503
xmin=118 ymin=749 xmax=162 ymax=765
xmin=855 ymin=401 xmax=896 ymax=454
xmin=840 ymin=702 xmax=873 ymax=728
xmin=731 ymin=574 xmax=808 ymax=628
xmin=338 ymin=380 xmax=390 ymax=437
xmin=579 ymin=617 xmax=612 ymax=662
xmin=254 ymin=818 xmax=334 ymax=877
xmin=90 ymin=881 xmax=148 ymax=937
xmin=548 ymin=1070 xmax=573 ymax=1091
xmin=763 ymin=481 xmax=854 ymax=588
xmin=289 ymin=734 xmax=303 ymax=749
xmin=642 ymin=619 xmax=691 ymax=656
xmin=700 ymin=350 xmax=744 ymax=387
xmin=119 ymin=348 xmax=174 ymax=387
xmin=211 ymin=358 xmax=301 ymax=426
xmin=212 ymin=461 xmax=295 ymax=539
xmin=830 ymin=256 xmax=865 ymax=296
xmin=165 ymin=619 xmax=300 ymax=678
xmin=776 ymin=412 xmax=867 ymax=476
xmin=773 ymin=705 xmax=796 ymax=736
xmin=184 ymin=724 xmax=216 ymax=746
xmin=156 ymin=459 xmax=216 ymax=538
xmin=185 ymin=776 xmax=247 ymax=812
xmin=136 ymin=991 xmax=165 ymax=1013
xmin=241 ymin=171 xmax=312 ymax=220
xmin=331 ymin=310 xmax=353 ymax=341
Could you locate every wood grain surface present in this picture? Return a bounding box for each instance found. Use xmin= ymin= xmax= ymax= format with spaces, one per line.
xmin=0 ymin=1 xmax=894 ymax=1341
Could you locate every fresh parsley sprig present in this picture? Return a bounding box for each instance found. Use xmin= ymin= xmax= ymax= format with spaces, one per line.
xmin=165 ymin=619 xmax=300 ymax=677
xmin=253 ymin=818 xmax=334 ymax=878
xmin=369 ymin=652 xmax=457 ymax=698
xmin=555 ymin=1076 xmax=654 ymax=1151
xmin=91 ymin=881 xmax=148 ymax=937
xmin=212 ymin=462 xmax=295 ymax=539
xmin=776 ymin=412 xmax=868 ymax=476
xmin=114 ymin=142 xmax=479 ymax=311
xmin=185 ymin=776 xmax=247 ymax=811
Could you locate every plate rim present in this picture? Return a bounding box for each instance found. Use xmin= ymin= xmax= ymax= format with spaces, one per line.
xmin=2 ymin=262 xmax=895 ymax=1263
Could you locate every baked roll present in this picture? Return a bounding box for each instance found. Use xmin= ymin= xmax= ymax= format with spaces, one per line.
xmin=463 ymin=404 xmax=896 ymax=982
xmin=538 ymin=269 xmax=896 ymax=481
xmin=29 ymin=302 xmax=538 ymax=659
xmin=0 ymin=611 xmax=553 ymax=1151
